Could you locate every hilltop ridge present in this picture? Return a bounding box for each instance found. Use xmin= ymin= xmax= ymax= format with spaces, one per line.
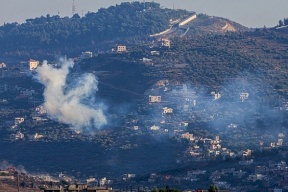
xmin=0 ymin=1 xmax=248 ymax=60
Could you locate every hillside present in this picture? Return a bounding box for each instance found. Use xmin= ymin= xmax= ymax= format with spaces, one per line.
xmin=2 ymin=3 xmax=288 ymax=190
xmin=0 ymin=2 xmax=249 ymax=61
xmin=0 ymin=2 xmax=189 ymax=60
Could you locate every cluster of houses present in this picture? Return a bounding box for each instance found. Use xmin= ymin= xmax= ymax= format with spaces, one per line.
xmin=3 ymin=105 xmax=48 ymax=141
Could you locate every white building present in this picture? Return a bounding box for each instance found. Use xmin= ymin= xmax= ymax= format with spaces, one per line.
xmin=0 ymin=62 xmax=6 ymax=68
xmin=150 ymin=125 xmax=160 ymax=131
xmin=15 ymin=117 xmax=25 ymax=125
xmin=34 ymin=133 xmax=44 ymax=140
xmin=149 ymin=95 xmax=161 ymax=103
xmin=15 ymin=131 xmax=24 ymax=140
xmin=161 ymin=38 xmax=171 ymax=48
xmin=81 ymin=51 xmax=93 ymax=59
xmin=28 ymin=59 xmax=39 ymax=70
xmin=240 ymin=92 xmax=249 ymax=102
xmin=35 ymin=105 xmax=47 ymax=114
xmin=181 ymin=132 xmax=194 ymax=140
xmin=214 ymin=93 xmax=221 ymax=100
xmin=277 ymin=139 xmax=283 ymax=146
xmin=117 ymin=45 xmax=127 ymax=53
xmin=163 ymin=107 xmax=173 ymax=114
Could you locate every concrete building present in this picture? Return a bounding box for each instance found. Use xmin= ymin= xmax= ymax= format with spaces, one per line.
xmin=163 ymin=107 xmax=173 ymax=114
xmin=161 ymin=38 xmax=171 ymax=48
xmin=81 ymin=51 xmax=93 ymax=59
xmin=240 ymin=92 xmax=249 ymax=102
xmin=150 ymin=125 xmax=160 ymax=131
xmin=117 ymin=45 xmax=127 ymax=53
xmin=149 ymin=95 xmax=161 ymax=103
xmin=0 ymin=62 xmax=6 ymax=68
xmin=28 ymin=59 xmax=39 ymax=70
xmin=211 ymin=92 xmax=221 ymax=100
xmin=15 ymin=117 xmax=25 ymax=124
xmin=15 ymin=131 xmax=24 ymax=140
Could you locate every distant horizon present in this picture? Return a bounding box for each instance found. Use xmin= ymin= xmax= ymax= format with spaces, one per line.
xmin=0 ymin=0 xmax=287 ymax=28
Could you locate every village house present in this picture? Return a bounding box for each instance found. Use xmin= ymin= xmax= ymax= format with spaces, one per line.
xmin=163 ymin=107 xmax=173 ymax=114
xmin=150 ymin=125 xmax=160 ymax=131
xmin=211 ymin=91 xmax=221 ymax=100
xmin=81 ymin=51 xmax=93 ymax=59
xmin=181 ymin=132 xmax=194 ymax=140
xmin=149 ymin=95 xmax=161 ymax=103
xmin=28 ymin=59 xmax=39 ymax=70
xmin=15 ymin=117 xmax=25 ymax=125
xmin=240 ymin=92 xmax=249 ymax=102
xmin=161 ymin=38 xmax=171 ymax=48
xmin=15 ymin=131 xmax=24 ymax=140
xmin=0 ymin=62 xmax=6 ymax=68
xmin=117 ymin=45 xmax=127 ymax=53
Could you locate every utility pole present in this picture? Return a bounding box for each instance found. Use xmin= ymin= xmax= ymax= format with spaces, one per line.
xmin=17 ymin=172 xmax=20 ymax=192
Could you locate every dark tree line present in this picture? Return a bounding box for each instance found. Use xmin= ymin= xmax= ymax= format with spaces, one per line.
xmin=278 ymin=18 xmax=288 ymax=27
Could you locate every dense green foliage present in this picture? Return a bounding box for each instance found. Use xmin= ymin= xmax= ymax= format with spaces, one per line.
xmin=0 ymin=2 xmax=188 ymax=58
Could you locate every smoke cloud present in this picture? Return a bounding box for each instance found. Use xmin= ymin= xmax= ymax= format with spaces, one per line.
xmin=0 ymin=160 xmax=27 ymax=174
xmin=35 ymin=59 xmax=107 ymax=132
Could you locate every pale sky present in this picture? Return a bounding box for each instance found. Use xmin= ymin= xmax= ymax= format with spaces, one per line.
xmin=0 ymin=0 xmax=287 ymax=28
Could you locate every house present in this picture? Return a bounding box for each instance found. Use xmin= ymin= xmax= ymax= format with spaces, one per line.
xmin=33 ymin=133 xmax=44 ymax=140
xmin=211 ymin=92 xmax=221 ymax=100
xmin=161 ymin=38 xmax=171 ymax=48
xmin=117 ymin=45 xmax=127 ymax=53
xmin=240 ymin=92 xmax=249 ymax=102
xmin=81 ymin=51 xmax=93 ymax=59
xmin=150 ymin=125 xmax=160 ymax=131
xmin=0 ymin=62 xmax=6 ymax=68
xmin=181 ymin=132 xmax=194 ymax=140
xmin=15 ymin=117 xmax=25 ymax=125
xmin=243 ymin=149 xmax=252 ymax=157
xmin=28 ymin=59 xmax=39 ymax=70
xmin=277 ymin=139 xmax=283 ymax=146
xmin=163 ymin=107 xmax=173 ymax=114
xmin=0 ymin=175 xmax=14 ymax=180
xmin=35 ymin=105 xmax=47 ymax=114
xmin=151 ymin=51 xmax=160 ymax=55
xmin=149 ymin=95 xmax=161 ymax=103
xmin=15 ymin=131 xmax=24 ymax=140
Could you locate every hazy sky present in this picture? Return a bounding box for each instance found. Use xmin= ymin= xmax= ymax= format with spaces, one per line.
xmin=0 ymin=0 xmax=287 ymax=28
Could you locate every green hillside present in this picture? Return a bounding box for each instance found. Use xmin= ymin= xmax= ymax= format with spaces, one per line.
xmin=0 ymin=2 xmax=188 ymax=59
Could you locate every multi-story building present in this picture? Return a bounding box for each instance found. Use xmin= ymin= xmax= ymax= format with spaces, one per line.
xmin=117 ymin=45 xmax=127 ymax=53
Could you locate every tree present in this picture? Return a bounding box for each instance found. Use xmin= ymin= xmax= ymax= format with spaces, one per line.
xmin=278 ymin=19 xmax=284 ymax=27
xmin=208 ymin=185 xmax=218 ymax=192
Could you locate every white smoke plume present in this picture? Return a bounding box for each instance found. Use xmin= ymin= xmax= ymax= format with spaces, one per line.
xmin=35 ymin=59 xmax=107 ymax=132
xmin=0 ymin=160 xmax=27 ymax=174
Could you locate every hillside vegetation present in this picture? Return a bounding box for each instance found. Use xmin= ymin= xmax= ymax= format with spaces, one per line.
xmin=0 ymin=2 xmax=188 ymax=59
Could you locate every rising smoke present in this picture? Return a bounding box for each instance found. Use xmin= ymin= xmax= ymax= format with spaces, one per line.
xmin=35 ymin=59 xmax=107 ymax=132
xmin=0 ymin=160 xmax=27 ymax=174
